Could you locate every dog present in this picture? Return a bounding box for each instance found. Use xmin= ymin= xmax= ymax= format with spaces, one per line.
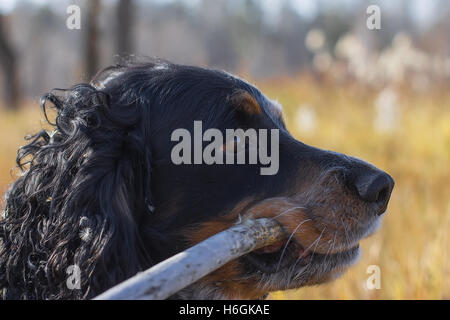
xmin=0 ymin=59 xmax=394 ymax=299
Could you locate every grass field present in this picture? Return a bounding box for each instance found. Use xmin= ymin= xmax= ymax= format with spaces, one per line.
xmin=0 ymin=76 xmax=449 ymax=299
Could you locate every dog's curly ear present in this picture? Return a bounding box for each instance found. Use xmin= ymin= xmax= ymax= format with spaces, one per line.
xmin=0 ymin=84 xmax=153 ymax=299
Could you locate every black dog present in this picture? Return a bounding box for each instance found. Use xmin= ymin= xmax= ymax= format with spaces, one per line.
xmin=0 ymin=60 xmax=394 ymax=299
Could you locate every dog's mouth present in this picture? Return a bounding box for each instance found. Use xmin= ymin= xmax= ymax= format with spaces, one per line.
xmin=234 ymin=197 xmax=376 ymax=290
xmin=245 ymin=239 xmax=313 ymax=274
xmin=243 ymin=236 xmax=360 ymax=275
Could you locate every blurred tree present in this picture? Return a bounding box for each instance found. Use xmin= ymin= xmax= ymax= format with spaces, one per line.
xmin=202 ymin=0 xmax=238 ymax=70
xmin=84 ymin=0 xmax=101 ymax=80
xmin=116 ymin=0 xmax=134 ymax=55
xmin=0 ymin=15 xmax=19 ymax=110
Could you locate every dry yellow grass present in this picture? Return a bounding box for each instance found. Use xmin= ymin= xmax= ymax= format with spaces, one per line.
xmin=0 ymin=77 xmax=448 ymax=299
xmin=258 ymin=76 xmax=450 ymax=300
xmin=0 ymin=104 xmax=47 ymax=196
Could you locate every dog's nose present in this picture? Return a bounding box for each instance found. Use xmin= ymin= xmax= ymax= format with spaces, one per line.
xmin=354 ymin=171 xmax=394 ymax=215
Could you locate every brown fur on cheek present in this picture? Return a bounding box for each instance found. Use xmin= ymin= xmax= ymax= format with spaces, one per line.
xmin=182 ymin=195 xmax=357 ymax=298
xmin=182 ymin=197 xmax=327 ymax=298
xmin=182 ymin=197 xmax=328 ymax=298
xmin=184 ymin=198 xmax=268 ymax=299
xmin=244 ymin=198 xmax=338 ymax=254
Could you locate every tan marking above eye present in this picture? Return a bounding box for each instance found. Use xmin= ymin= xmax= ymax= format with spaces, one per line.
xmin=230 ymin=90 xmax=262 ymax=115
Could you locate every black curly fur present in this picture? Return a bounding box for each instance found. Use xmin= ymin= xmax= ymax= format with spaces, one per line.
xmin=0 ymin=63 xmax=157 ymax=299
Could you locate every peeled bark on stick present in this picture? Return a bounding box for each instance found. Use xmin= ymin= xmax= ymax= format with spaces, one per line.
xmin=94 ymin=218 xmax=284 ymax=300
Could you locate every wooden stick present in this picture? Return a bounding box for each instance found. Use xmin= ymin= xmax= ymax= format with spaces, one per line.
xmin=94 ymin=218 xmax=284 ymax=300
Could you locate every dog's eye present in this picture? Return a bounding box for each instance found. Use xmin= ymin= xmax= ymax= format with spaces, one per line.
xmin=222 ymin=136 xmax=245 ymax=153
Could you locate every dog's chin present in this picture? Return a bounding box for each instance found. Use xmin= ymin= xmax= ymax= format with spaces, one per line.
xmin=240 ymin=240 xmax=362 ymax=292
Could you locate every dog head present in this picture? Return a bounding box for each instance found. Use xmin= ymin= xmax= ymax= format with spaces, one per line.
xmin=0 ymin=60 xmax=394 ymax=299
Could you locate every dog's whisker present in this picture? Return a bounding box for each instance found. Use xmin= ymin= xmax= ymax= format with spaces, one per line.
xmin=323 ymin=230 xmax=337 ymax=268
xmin=292 ymin=227 xmax=326 ymax=279
xmin=269 ymin=206 xmax=306 ymax=221
xmin=275 ymin=218 xmax=311 ymax=273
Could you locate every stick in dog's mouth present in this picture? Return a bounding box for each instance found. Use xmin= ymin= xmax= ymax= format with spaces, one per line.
xmin=94 ymin=218 xmax=286 ymax=300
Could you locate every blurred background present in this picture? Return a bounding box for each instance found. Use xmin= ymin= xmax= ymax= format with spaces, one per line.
xmin=0 ymin=0 xmax=448 ymax=299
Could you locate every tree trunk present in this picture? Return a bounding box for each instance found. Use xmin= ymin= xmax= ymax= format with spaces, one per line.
xmin=84 ymin=0 xmax=101 ymax=80
xmin=116 ymin=0 xmax=134 ymax=56
xmin=0 ymin=15 xmax=19 ymax=110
